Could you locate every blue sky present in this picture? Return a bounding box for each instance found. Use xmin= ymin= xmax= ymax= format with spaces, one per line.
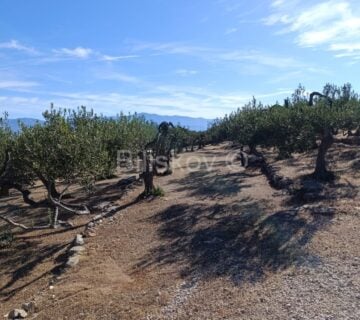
xmin=1 ymin=0 xmax=360 ymax=119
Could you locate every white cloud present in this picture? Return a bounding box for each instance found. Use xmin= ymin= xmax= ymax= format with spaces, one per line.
xmin=175 ymin=69 xmax=198 ymax=76
xmin=265 ymin=0 xmax=360 ymax=59
xmin=132 ymin=41 xmax=304 ymax=70
xmin=225 ymin=27 xmax=238 ymax=35
xmin=95 ymin=71 xmax=140 ymax=84
xmin=0 ymin=39 xmax=37 ymax=54
xmin=0 ymin=85 xmax=293 ymax=119
xmin=53 ymin=47 xmax=93 ymax=59
xmin=218 ymin=50 xmax=302 ymax=68
xmin=0 ymin=80 xmax=39 ymax=89
xmin=101 ymin=54 xmax=139 ymax=61
xmin=132 ymin=42 xmax=211 ymax=56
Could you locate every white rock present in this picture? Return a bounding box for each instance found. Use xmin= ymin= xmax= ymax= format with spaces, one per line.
xmin=69 ymin=246 xmax=85 ymax=254
xmin=7 ymin=309 xmax=28 ymax=319
xmin=87 ymin=222 xmax=95 ymax=228
xmin=92 ymin=214 xmax=103 ymax=221
xmin=66 ymin=255 xmax=80 ymax=267
xmin=74 ymin=234 xmax=84 ymax=246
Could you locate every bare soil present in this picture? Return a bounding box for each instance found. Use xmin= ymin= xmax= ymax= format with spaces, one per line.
xmin=1 ymin=143 xmax=359 ymax=319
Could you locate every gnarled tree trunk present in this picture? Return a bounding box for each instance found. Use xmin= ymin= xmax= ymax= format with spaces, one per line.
xmin=142 ymin=154 xmax=154 ymax=195
xmin=37 ymin=174 xmax=60 ymax=198
xmin=13 ymin=184 xmax=38 ymax=206
xmin=313 ymin=128 xmax=334 ymax=180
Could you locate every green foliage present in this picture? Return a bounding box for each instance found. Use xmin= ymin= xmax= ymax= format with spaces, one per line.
xmin=152 ymin=186 xmax=165 ymax=197
xmin=172 ymin=125 xmax=201 ymax=152
xmin=0 ymin=113 xmax=11 ymax=168
xmin=2 ymin=106 xmax=157 ymax=197
xmin=207 ymin=83 xmax=360 ymax=165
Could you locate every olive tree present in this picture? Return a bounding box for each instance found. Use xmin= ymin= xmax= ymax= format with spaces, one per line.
xmin=263 ymin=84 xmax=360 ymax=180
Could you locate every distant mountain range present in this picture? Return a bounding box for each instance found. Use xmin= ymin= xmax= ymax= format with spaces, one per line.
xmin=5 ymin=118 xmax=44 ymax=132
xmin=138 ymin=113 xmax=212 ymax=131
xmin=5 ymin=113 xmax=213 ymax=132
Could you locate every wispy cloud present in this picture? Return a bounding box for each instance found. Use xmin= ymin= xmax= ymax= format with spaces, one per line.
xmin=0 ymin=83 xmax=293 ymax=119
xmin=53 ymin=47 xmax=93 ymax=59
xmin=265 ymin=0 xmax=360 ymax=59
xmin=0 ymin=80 xmax=39 ymax=90
xmin=0 ymin=39 xmax=38 ymax=54
xmin=132 ymin=41 xmax=304 ymax=69
xmin=225 ymin=27 xmax=238 ymax=35
xmin=132 ymin=41 xmax=211 ymax=56
xmin=175 ymin=69 xmax=198 ymax=76
xmin=96 ymin=71 xmax=140 ymax=84
xmin=217 ymin=50 xmax=302 ymax=68
xmin=101 ymin=54 xmax=139 ymax=61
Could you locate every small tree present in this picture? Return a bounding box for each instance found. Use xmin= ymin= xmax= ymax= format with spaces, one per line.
xmin=12 ymin=108 xmax=112 ymax=227
xmin=267 ymin=84 xmax=360 ymax=180
xmin=207 ymin=83 xmax=360 ymax=181
xmin=0 ymin=115 xmax=37 ymax=202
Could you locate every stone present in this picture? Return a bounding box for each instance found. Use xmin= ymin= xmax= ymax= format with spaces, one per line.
xmin=84 ymin=229 xmax=96 ymax=237
xmin=74 ymin=234 xmax=84 ymax=246
xmin=87 ymin=222 xmax=95 ymax=228
xmin=69 ymin=246 xmax=85 ymax=255
xmin=7 ymin=309 xmax=28 ymax=319
xmin=66 ymin=255 xmax=80 ymax=267
xmin=22 ymin=302 xmax=36 ymax=313
xmin=106 ymin=206 xmax=119 ymax=212
xmin=92 ymin=214 xmax=103 ymax=221
xmin=86 ymin=231 xmax=96 ymax=237
xmin=95 ymin=201 xmax=111 ymax=210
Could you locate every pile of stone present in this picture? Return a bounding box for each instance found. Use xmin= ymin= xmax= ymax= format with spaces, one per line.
xmin=6 ymin=302 xmax=37 ymax=319
xmin=65 ymin=234 xmax=86 ymax=268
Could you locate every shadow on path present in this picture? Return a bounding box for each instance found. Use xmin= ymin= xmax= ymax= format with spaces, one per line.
xmin=169 ymin=169 xmax=256 ymax=199
xmin=135 ymin=199 xmax=333 ymax=285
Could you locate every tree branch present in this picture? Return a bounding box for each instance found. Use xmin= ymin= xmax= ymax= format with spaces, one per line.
xmin=0 ymin=215 xmax=50 ymax=230
xmin=48 ymin=192 xmax=90 ymax=215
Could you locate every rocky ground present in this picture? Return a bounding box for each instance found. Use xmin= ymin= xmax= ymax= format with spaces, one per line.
xmin=0 ymin=143 xmax=359 ymax=319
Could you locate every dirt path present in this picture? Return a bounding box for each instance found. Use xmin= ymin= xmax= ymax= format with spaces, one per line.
xmin=1 ymin=144 xmax=359 ymax=319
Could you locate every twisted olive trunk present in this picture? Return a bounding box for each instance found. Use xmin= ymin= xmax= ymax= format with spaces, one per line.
xmin=313 ymin=128 xmax=334 ymax=180
xmin=142 ymin=155 xmax=154 ymax=195
xmin=13 ymin=184 xmax=38 ymax=206
xmin=37 ymin=174 xmax=60 ymax=198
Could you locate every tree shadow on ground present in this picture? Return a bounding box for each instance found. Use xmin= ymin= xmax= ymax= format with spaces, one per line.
xmin=286 ymin=174 xmax=359 ymax=206
xmin=169 ymin=169 xmax=256 ymax=199
xmin=65 ymin=178 xmax=141 ymax=209
xmin=135 ymin=199 xmax=333 ymax=286
xmin=0 ymin=204 xmax=51 ymax=234
xmin=0 ymin=239 xmax=70 ymax=301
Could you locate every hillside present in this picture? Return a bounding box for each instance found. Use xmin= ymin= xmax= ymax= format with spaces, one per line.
xmin=1 ymin=143 xmax=359 ymax=319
